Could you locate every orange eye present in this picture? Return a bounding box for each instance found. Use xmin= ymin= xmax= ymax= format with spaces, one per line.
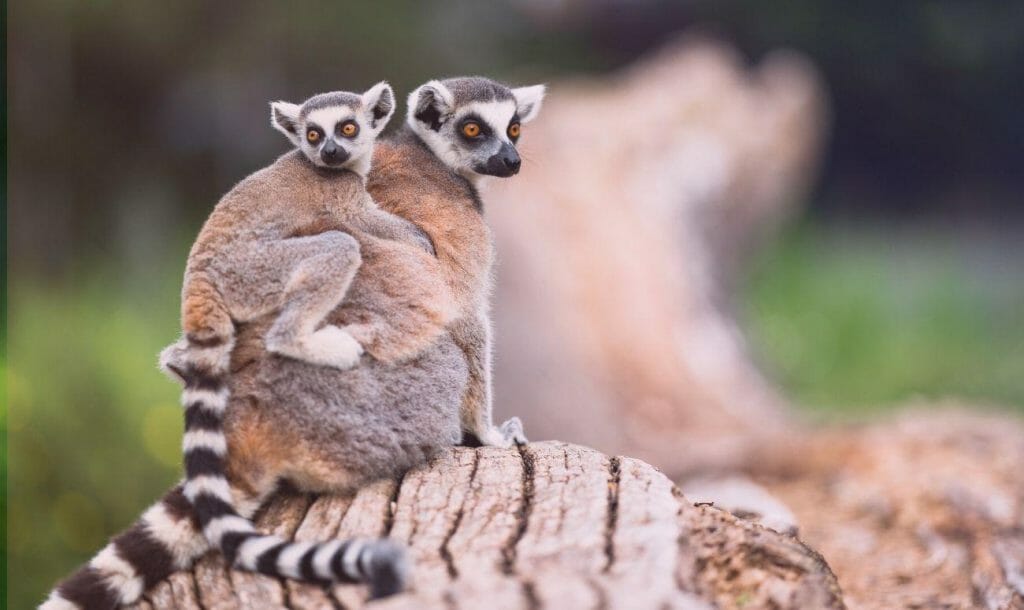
xmin=340 ymin=122 xmax=358 ymax=137
xmin=462 ymin=122 xmax=481 ymax=138
xmin=306 ymin=129 xmax=320 ymax=143
xmin=508 ymin=123 xmax=521 ymax=138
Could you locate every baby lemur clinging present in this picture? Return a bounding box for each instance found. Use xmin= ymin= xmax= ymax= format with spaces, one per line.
xmin=43 ymin=77 xmax=545 ymax=610
xmin=178 ymin=81 xmax=452 ymax=377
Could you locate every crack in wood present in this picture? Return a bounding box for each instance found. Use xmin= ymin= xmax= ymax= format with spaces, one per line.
xmin=556 ymin=447 xmax=570 ymax=537
xmin=327 ymin=589 xmax=347 ymax=610
xmin=439 ymin=449 xmax=482 ymax=579
xmin=216 ymin=558 xmax=240 ymax=608
xmin=502 ymin=444 xmax=536 ymax=576
xmin=405 ymin=474 xmax=427 ymax=544
xmin=278 ymin=576 xmax=294 ymax=608
xmin=522 ymin=580 xmax=541 ymax=610
xmin=603 ymin=457 xmax=621 ymax=574
xmin=673 ymin=522 xmax=692 ymax=597
xmin=586 ymin=575 xmax=610 ymax=610
xmin=383 ymin=472 xmax=406 ymax=537
xmin=292 ymin=493 xmax=318 ymax=536
xmin=189 ymin=572 xmax=208 ymax=610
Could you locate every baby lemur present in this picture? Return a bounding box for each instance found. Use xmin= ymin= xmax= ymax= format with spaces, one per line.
xmin=43 ymin=77 xmax=545 ymax=610
xmin=179 ymin=80 xmax=452 ymax=378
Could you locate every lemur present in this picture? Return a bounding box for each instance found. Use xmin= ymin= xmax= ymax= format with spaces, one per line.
xmin=178 ymin=80 xmax=451 ymax=379
xmin=42 ymin=77 xmax=545 ymax=610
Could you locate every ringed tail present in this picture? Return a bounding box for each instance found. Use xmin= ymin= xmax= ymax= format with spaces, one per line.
xmin=175 ymin=358 xmax=411 ymax=598
xmin=41 ymin=359 xmax=408 ymax=609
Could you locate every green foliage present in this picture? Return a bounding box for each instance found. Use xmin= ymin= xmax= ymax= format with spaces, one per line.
xmin=743 ymin=225 xmax=1024 ymax=413
xmin=7 ymin=263 xmax=184 ymax=609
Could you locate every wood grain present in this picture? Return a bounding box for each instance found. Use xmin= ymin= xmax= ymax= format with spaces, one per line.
xmin=130 ymin=442 xmax=844 ymax=609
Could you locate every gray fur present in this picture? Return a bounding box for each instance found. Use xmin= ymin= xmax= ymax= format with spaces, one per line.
xmin=301 ymin=91 xmax=362 ymax=115
xmin=441 ymin=76 xmax=516 ymax=105
xmin=229 ymin=317 xmax=467 ymax=486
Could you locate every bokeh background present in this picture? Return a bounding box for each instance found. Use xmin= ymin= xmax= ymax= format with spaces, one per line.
xmin=6 ymin=1 xmax=1024 ymax=607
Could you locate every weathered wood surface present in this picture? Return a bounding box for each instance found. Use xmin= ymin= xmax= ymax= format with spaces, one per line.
xmin=754 ymin=409 xmax=1024 ymax=610
xmin=130 ymin=442 xmax=843 ymax=609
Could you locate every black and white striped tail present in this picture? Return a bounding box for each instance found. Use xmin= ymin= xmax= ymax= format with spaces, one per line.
xmin=41 ymin=486 xmax=209 ymax=610
xmin=40 ymin=343 xmax=408 ymax=610
xmin=175 ymin=350 xmax=411 ymax=599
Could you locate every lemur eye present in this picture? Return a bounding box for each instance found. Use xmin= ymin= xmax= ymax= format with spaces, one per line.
xmin=306 ymin=129 xmax=320 ymax=143
xmin=508 ymin=123 xmax=521 ymax=138
xmin=462 ymin=122 xmax=481 ymax=138
xmin=339 ymin=121 xmax=359 ymax=138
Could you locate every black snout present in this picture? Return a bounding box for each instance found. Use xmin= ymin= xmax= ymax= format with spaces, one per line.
xmin=320 ymin=142 xmax=350 ymax=166
xmin=480 ymin=143 xmax=521 ymax=177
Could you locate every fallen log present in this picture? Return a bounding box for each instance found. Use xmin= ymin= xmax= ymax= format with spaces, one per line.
xmin=488 ymin=36 xmax=828 ymax=475
xmin=753 ymin=408 xmax=1024 ymax=610
xmin=129 ymin=442 xmax=844 ymax=609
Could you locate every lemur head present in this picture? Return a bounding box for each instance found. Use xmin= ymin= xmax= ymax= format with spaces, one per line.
xmin=270 ymin=82 xmax=396 ymax=177
xmin=406 ymin=77 xmax=545 ymax=183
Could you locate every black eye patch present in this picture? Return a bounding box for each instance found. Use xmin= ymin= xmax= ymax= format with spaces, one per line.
xmin=336 ymin=120 xmax=359 ymax=138
xmin=507 ymin=113 xmax=522 ymax=142
xmin=305 ymin=125 xmax=325 ymax=144
xmin=458 ymin=113 xmax=493 ymax=145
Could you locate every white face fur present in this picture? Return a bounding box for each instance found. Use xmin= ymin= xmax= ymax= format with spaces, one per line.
xmin=406 ymin=79 xmax=545 ymax=184
xmin=271 ymin=81 xmax=395 ymax=177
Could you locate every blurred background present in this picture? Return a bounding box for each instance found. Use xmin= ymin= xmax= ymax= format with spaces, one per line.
xmin=6 ymin=1 xmax=1024 ymax=607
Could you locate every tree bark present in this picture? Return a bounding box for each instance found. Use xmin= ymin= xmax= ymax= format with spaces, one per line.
xmin=751 ymin=408 xmax=1024 ymax=610
xmin=131 ymin=442 xmax=844 ymax=609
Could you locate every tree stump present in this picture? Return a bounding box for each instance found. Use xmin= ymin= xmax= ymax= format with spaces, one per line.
xmin=129 ymin=442 xmax=844 ymax=609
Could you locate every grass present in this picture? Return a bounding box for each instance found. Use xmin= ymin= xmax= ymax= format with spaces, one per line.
xmin=6 ymin=223 xmax=1023 ymax=606
xmin=742 ymin=224 xmax=1024 ymax=413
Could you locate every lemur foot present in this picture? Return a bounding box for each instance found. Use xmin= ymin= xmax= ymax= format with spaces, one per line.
xmin=158 ymin=338 xmax=192 ymax=384
xmin=270 ymin=325 xmax=364 ymax=370
xmin=478 ymin=417 xmax=528 ymax=448
xmin=500 ymin=417 xmax=529 ymax=445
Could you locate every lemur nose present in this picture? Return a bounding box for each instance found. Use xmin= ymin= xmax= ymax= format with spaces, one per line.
xmin=320 ymin=145 xmax=349 ymax=166
xmin=504 ymin=156 xmax=521 ymax=172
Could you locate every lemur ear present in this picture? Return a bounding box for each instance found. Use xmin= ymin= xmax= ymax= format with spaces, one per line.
xmin=511 ymin=85 xmax=546 ymax=124
xmin=362 ymin=81 xmax=396 ymax=130
xmin=407 ymin=80 xmax=454 ymax=132
xmin=270 ymin=102 xmax=302 ymax=145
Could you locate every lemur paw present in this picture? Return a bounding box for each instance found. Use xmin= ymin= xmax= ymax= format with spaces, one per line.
xmin=499 ymin=417 xmax=529 ymax=445
xmin=478 ymin=417 xmax=528 ymax=448
xmin=272 ymin=326 xmax=364 ymax=369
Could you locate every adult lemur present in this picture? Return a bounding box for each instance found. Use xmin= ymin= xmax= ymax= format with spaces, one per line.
xmin=43 ymin=77 xmax=544 ymax=610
